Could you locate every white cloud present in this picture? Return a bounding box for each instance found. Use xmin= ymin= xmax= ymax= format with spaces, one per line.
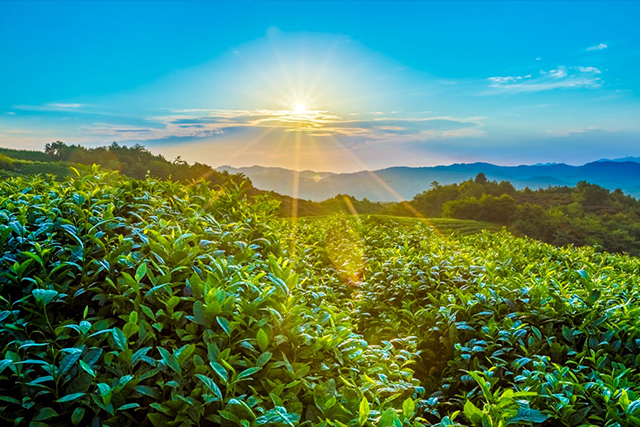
xmin=587 ymin=43 xmax=608 ymax=51
xmin=575 ymin=66 xmax=601 ymax=74
xmin=485 ymin=65 xmax=603 ymax=94
xmin=83 ymin=109 xmax=483 ymax=143
xmin=549 ymin=67 xmax=568 ymax=78
xmin=48 ymin=103 xmax=83 ymax=108
xmin=14 ymin=103 xmax=86 ymax=112
xmin=543 ymin=127 xmax=602 ymax=137
xmin=488 ymin=75 xmax=532 ymax=83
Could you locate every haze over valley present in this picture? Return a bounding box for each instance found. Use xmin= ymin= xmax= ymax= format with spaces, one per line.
xmin=219 ymin=157 xmax=640 ymax=201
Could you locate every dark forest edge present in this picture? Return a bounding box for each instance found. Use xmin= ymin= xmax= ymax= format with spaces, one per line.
xmin=1 ymin=142 xmax=639 ymax=255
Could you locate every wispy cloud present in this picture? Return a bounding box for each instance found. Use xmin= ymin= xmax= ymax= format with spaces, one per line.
xmin=84 ymin=109 xmax=483 ymax=143
xmin=48 ymin=103 xmax=83 ymax=109
xmin=484 ymin=66 xmax=602 ymax=94
xmin=14 ymin=103 xmax=86 ymax=112
xmin=547 ymin=68 xmax=568 ymax=78
xmin=488 ymin=75 xmax=532 ymax=83
xmin=3 ymin=129 xmax=34 ymax=134
xmin=587 ymin=43 xmax=608 ymax=51
xmin=544 ymin=127 xmax=603 ymax=137
xmin=574 ymin=66 xmax=601 ymax=74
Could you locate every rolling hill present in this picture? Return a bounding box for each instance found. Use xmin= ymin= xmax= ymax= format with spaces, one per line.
xmin=218 ymin=159 xmax=640 ymax=201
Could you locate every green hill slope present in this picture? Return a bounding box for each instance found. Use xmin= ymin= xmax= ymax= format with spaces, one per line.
xmin=301 ymin=215 xmax=500 ymax=236
xmin=0 ymin=171 xmax=638 ymax=426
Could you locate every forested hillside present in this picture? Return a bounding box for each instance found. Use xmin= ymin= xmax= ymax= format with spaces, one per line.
xmin=218 ymin=161 xmax=640 ymax=201
xmin=1 ymin=169 xmax=640 ymax=426
xmin=2 ymin=144 xmax=640 ymax=255
xmin=409 ymin=173 xmax=640 ymax=255
xmin=0 ymin=142 xmax=244 ymax=187
xmin=0 ymin=143 xmax=326 ymax=218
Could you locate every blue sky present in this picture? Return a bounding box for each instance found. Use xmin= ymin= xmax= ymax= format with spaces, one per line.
xmin=1 ymin=1 xmax=639 ymax=172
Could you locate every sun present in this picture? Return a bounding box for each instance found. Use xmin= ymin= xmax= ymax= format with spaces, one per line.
xmin=294 ymin=103 xmax=307 ymax=114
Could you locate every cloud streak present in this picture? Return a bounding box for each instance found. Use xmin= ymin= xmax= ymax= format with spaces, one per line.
xmin=48 ymin=103 xmax=83 ymax=109
xmin=587 ymin=43 xmax=608 ymax=51
xmin=485 ymin=66 xmax=603 ymax=94
xmin=84 ymin=109 xmax=483 ymax=143
xmin=14 ymin=103 xmax=88 ymax=112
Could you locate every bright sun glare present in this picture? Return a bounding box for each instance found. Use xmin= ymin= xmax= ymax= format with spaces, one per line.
xmin=294 ymin=103 xmax=307 ymax=114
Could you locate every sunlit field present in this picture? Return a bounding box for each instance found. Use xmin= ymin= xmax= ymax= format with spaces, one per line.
xmin=2 ymin=1 xmax=640 ymax=426
xmin=1 ymin=170 xmax=640 ymax=426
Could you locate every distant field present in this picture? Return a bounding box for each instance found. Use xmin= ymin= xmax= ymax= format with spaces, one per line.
xmin=0 ymin=147 xmax=52 ymax=162
xmin=300 ymin=214 xmax=502 ymax=235
xmin=0 ymin=160 xmax=86 ymax=180
xmin=15 ymin=161 xmax=78 ymax=177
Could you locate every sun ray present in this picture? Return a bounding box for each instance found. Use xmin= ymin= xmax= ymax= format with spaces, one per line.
xmin=268 ymin=34 xmax=301 ymax=108
xmin=317 ymin=133 xmax=447 ymax=237
xmin=305 ymin=37 xmax=341 ymax=102
xmin=342 ymin=195 xmax=360 ymax=218
xmin=213 ymin=46 xmax=293 ymax=108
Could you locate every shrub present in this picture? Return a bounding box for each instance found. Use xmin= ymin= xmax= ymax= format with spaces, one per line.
xmin=0 ymin=154 xmax=15 ymax=171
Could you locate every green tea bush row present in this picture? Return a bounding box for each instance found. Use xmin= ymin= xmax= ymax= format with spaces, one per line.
xmin=0 ymin=170 xmax=422 ymax=427
xmin=3 ymin=169 xmax=640 ymax=427
xmin=291 ymin=217 xmax=640 ymax=426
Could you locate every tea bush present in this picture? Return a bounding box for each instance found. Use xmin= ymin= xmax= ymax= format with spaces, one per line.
xmin=294 ymin=218 xmax=640 ymax=426
xmin=0 ymin=170 xmax=421 ymax=427
xmin=1 ymin=169 xmax=640 ymax=426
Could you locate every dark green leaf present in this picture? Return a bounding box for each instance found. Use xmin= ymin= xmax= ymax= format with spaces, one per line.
xmin=57 ymin=393 xmax=85 ymax=403
xmin=158 ymin=347 xmax=180 ymax=373
xmin=196 ymin=374 xmax=223 ymax=400
xmin=510 ymin=408 xmax=547 ymax=423
xmin=112 ymin=328 xmax=127 ymax=351
xmin=33 ymin=407 xmax=59 ymax=421
xmin=59 ymin=350 xmax=83 ymax=375
xmin=217 ymin=317 xmax=231 ymax=336
xmin=71 ymin=407 xmax=85 ymax=425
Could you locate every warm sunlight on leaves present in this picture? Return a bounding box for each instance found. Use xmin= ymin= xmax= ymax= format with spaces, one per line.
xmin=1 ymin=2 xmax=640 ymax=427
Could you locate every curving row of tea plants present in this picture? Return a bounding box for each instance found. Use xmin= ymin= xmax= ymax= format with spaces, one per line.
xmin=1 ymin=169 xmax=640 ymax=426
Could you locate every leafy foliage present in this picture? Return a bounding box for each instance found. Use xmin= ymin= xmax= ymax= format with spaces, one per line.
xmin=287 ymin=215 xmax=640 ymax=426
xmin=42 ymin=141 xmax=245 ymax=187
xmin=413 ymin=174 xmax=640 ymax=255
xmin=2 ymin=165 xmax=640 ymax=427
xmin=0 ymin=169 xmax=422 ymax=427
xmin=9 ymin=144 xmax=640 ymax=257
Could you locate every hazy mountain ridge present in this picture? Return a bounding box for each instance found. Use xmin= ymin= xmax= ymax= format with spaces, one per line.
xmin=218 ymin=158 xmax=640 ymax=201
xmin=596 ymin=156 xmax=640 ymax=163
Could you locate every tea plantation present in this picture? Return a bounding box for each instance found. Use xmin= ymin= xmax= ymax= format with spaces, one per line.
xmin=1 ymin=169 xmax=640 ymax=427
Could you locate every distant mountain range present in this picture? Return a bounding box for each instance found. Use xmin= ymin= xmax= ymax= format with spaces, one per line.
xmin=217 ymin=158 xmax=640 ymax=201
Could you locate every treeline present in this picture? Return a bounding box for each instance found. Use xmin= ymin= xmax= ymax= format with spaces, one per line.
xmin=0 ymin=143 xmax=345 ymax=218
xmin=42 ymin=141 xmax=246 ymax=186
xmin=307 ymin=173 xmax=640 ymax=255
xmin=2 ymin=143 xmax=640 ymax=254
xmin=409 ymin=173 xmax=640 ymax=255
xmin=1 ymin=142 xmax=245 ymax=187
xmin=0 ymin=143 xmax=392 ymax=218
